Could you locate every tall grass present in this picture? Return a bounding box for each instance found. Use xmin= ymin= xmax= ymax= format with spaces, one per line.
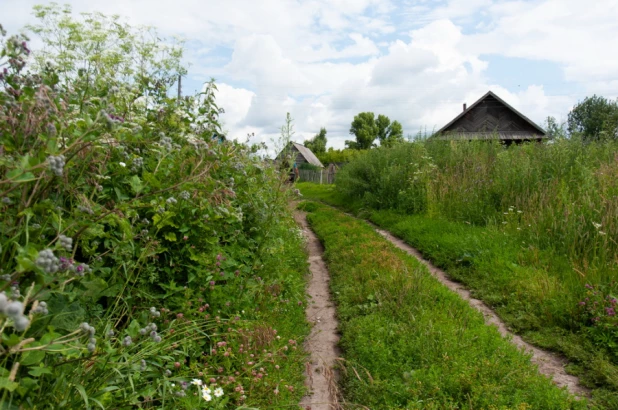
xmin=336 ymin=137 xmax=618 ymax=278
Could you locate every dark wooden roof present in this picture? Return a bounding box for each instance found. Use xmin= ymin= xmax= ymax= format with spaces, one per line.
xmin=436 ymin=91 xmax=547 ymax=141
xmin=276 ymin=142 xmax=324 ymax=167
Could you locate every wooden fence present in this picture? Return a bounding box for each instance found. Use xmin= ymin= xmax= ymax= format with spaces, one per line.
xmin=298 ymin=169 xmax=336 ymax=184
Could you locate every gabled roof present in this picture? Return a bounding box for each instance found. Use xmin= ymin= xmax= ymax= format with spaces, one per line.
xmin=436 ymin=90 xmax=546 ymax=136
xmin=291 ymin=142 xmax=324 ymax=167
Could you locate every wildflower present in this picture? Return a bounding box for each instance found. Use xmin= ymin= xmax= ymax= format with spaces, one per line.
xmin=2 ymin=197 xmax=13 ymax=205
xmin=165 ymin=369 xmax=172 ymax=376
xmin=180 ymin=190 xmax=190 ymax=200
xmin=77 ymin=205 xmax=94 ymax=215
xmin=47 ymin=155 xmax=66 ymax=177
xmin=606 ymin=307 xmax=616 ymax=316
xmin=140 ymin=359 xmax=147 ymax=371
xmin=122 ymin=336 xmax=132 ymax=346
xmin=80 ymin=322 xmax=96 ymax=335
xmin=191 ymin=378 xmax=203 ymax=386
xmin=36 ymin=249 xmax=60 ymax=274
xmin=202 ymin=391 xmax=212 ymax=401
xmin=14 ymin=316 xmax=30 ymax=331
xmin=119 ymin=162 xmax=126 ymax=167
xmin=107 ymin=329 xmax=115 ymax=337
xmin=592 ymin=222 xmax=602 ymax=229
xmin=59 ymin=235 xmax=73 ymax=252
xmin=5 ymin=301 xmax=24 ymax=318
xmin=214 ymin=387 xmax=223 ymax=397
xmin=31 ymin=301 xmax=49 ymax=315
xmin=166 ymin=197 xmax=177 ymax=205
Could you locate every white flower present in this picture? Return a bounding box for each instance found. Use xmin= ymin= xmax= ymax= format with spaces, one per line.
xmin=593 ymin=222 xmax=602 ymax=229
xmin=202 ymin=387 xmax=211 ymax=395
xmin=214 ymin=387 xmax=224 ymax=397
xmin=191 ymin=379 xmax=203 ymax=386
xmin=202 ymin=391 xmax=212 ymax=402
xmin=119 ymin=162 xmax=126 ymax=167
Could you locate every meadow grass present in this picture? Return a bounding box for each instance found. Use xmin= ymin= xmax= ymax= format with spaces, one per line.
xmin=297 ymin=182 xmax=618 ymax=408
xmin=301 ymin=201 xmax=588 ymax=409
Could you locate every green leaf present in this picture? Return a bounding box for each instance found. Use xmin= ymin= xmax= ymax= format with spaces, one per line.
xmin=164 ymin=232 xmax=177 ymax=242
xmin=75 ymin=384 xmax=91 ymax=409
xmin=20 ymin=350 xmax=45 ymax=366
xmin=6 ymin=169 xmax=36 ymax=183
xmin=129 ymin=175 xmax=143 ymax=194
xmin=28 ymin=365 xmax=52 ymax=377
xmin=3 ymin=334 xmax=22 ymax=347
xmin=114 ymin=187 xmax=129 ymax=201
xmin=0 ymin=377 xmax=19 ymax=392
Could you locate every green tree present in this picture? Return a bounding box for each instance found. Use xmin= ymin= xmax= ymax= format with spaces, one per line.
xmin=381 ymin=119 xmax=404 ymax=147
xmin=567 ymin=95 xmax=618 ymax=140
xmin=347 ymin=112 xmax=378 ymax=149
xmin=346 ymin=112 xmax=404 ymax=149
xmin=305 ymin=127 xmax=327 ymax=154
xmin=544 ymin=116 xmax=567 ymax=139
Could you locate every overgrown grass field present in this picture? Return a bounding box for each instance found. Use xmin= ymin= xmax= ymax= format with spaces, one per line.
xmin=297 ymin=137 xmax=618 ymax=408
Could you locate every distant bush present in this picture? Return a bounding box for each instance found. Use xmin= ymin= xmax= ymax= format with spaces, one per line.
xmin=337 ymin=138 xmax=618 ymax=271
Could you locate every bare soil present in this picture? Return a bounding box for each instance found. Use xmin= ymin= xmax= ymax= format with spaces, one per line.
xmin=295 ymin=210 xmax=342 ymax=410
xmin=374 ymin=227 xmax=590 ymax=398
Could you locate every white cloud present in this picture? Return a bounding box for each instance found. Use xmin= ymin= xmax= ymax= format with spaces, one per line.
xmin=4 ymin=0 xmax=618 ymax=152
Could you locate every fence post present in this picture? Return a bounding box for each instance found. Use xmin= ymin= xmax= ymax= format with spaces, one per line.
xmin=320 ymin=170 xmax=323 ymax=185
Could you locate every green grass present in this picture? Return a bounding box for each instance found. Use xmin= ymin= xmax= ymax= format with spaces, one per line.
xmin=298 ymin=183 xmax=618 ymax=408
xmin=301 ymin=200 xmax=588 ymax=409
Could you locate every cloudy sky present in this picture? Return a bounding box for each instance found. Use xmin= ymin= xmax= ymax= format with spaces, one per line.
xmin=4 ymin=0 xmax=618 ymax=149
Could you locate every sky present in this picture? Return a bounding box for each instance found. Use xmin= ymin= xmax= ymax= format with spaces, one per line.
xmin=4 ymin=0 xmax=618 ymax=150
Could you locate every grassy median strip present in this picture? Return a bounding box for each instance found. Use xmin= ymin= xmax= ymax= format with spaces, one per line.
xmin=300 ymin=201 xmax=587 ymax=409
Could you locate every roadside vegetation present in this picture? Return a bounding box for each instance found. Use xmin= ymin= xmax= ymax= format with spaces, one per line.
xmin=299 ymin=201 xmax=587 ymax=409
xmin=0 ymin=7 xmax=308 ymax=408
xmin=297 ymin=136 xmax=618 ymax=408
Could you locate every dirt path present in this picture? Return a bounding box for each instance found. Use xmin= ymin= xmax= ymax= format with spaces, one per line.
xmin=295 ymin=210 xmax=341 ymax=410
xmin=373 ymin=227 xmax=590 ymax=398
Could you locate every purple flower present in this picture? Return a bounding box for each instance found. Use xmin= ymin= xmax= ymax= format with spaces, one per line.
xmin=606 ymin=307 xmax=615 ymax=316
xmin=209 ymin=281 xmax=215 ymax=286
xmin=579 ymin=301 xmax=586 ymax=306
xmin=585 ymin=284 xmax=594 ymax=290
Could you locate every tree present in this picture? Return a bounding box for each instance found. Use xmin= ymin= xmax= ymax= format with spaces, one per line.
xmin=346 ymin=112 xmax=405 ymax=149
xmin=567 ymin=95 xmax=618 ymax=140
xmin=544 ymin=116 xmax=567 ymax=139
xmin=381 ymin=119 xmax=404 ymax=147
xmin=305 ymin=127 xmax=327 ymax=154
xmin=347 ymin=112 xmax=378 ymax=149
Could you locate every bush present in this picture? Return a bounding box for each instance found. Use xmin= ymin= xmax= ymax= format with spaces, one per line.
xmin=0 ymin=11 xmax=307 ymax=408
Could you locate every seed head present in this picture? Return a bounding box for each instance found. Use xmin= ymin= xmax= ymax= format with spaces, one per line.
xmin=14 ymin=316 xmax=30 ymax=331
xmin=36 ymin=249 xmax=60 ymax=273
xmin=47 ymin=155 xmax=66 ymax=177
xmin=59 ymin=235 xmax=73 ymax=252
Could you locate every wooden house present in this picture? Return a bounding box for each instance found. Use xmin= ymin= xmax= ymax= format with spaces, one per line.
xmin=276 ymin=142 xmax=324 ymax=168
xmin=435 ymin=91 xmax=547 ymax=144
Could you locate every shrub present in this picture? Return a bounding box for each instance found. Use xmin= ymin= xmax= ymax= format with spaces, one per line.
xmin=0 ymin=10 xmax=307 ymax=408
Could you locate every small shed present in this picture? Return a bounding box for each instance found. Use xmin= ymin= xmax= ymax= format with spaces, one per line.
xmin=435 ymin=91 xmax=547 ymax=144
xmin=276 ymin=142 xmax=324 ymax=168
